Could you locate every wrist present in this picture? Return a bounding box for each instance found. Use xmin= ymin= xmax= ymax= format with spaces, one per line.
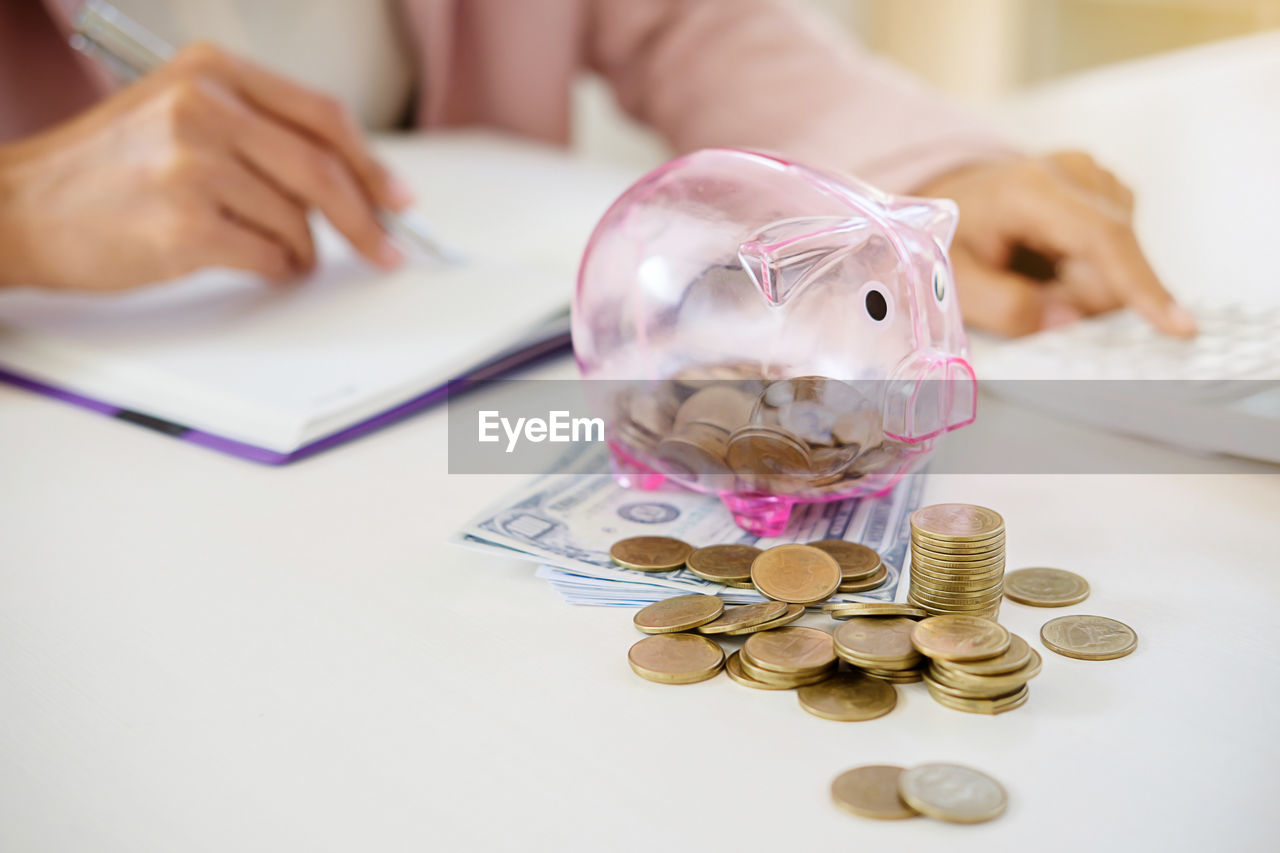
xmin=0 ymin=149 xmax=43 ymax=289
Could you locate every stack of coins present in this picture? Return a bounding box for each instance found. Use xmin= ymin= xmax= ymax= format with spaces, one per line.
xmin=907 ymin=504 xmax=1006 ymax=619
xmin=911 ymin=615 xmax=1039 ymax=714
xmin=832 ymin=616 xmax=925 ymax=683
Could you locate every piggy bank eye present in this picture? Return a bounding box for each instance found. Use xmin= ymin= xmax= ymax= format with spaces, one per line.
xmin=864 ymin=286 xmax=890 ymax=322
xmin=933 ymin=266 xmax=946 ymax=303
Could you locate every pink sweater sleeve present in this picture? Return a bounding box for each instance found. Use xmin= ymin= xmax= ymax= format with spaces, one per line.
xmin=586 ymin=0 xmax=1017 ymax=194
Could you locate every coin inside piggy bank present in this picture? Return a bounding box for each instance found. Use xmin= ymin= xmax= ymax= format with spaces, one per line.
xmin=572 ymin=148 xmax=977 ymax=535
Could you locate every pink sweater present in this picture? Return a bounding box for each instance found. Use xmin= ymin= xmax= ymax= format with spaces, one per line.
xmin=3 ymin=0 xmax=1011 ymax=193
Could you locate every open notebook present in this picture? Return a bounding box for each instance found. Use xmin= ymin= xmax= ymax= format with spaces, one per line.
xmin=0 ymin=132 xmax=643 ymax=463
xmin=0 ymin=231 xmax=572 ymax=463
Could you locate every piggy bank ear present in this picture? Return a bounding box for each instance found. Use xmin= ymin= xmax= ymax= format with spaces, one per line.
xmin=889 ymin=196 xmax=959 ymax=250
xmin=738 ymin=216 xmax=874 ymax=307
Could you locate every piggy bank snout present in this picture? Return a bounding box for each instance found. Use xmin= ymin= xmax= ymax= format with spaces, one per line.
xmin=883 ymin=353 xmax=977 ymax=444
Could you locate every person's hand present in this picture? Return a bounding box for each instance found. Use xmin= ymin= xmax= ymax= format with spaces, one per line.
xmin=0 ymin=43 xmax=413 ymax=292
xmin=915 ymin=152 xmax=1196 ymax=337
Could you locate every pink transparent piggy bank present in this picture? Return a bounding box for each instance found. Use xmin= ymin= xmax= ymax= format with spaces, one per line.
xmin=572 ymin=149 xmax=976 ymax=535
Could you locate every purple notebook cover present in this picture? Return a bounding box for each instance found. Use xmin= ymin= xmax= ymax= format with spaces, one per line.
xmin=0 ymin=331 xmax=571 ymax=465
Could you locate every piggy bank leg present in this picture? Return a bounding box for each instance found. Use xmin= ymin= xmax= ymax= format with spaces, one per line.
xmin=608 ymin=445 xmax=667 ymax=491
xmin=721 ymin=493 xmax=796 ymax=537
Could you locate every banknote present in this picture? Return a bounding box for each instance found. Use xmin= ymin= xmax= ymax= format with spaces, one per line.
xmin=451 ymin=442 xmax=925 ymax=606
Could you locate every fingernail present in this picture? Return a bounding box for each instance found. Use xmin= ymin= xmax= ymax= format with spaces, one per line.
xmin=376 ymin=236 xmax=405 ymax=269
xmin=386 ymin=177 xmax=415 ymax=209
xmin=1041 ymin=301 xmax=1084 ymax=330
xmin=1166 ymin=304 xmax=1198 ymax=336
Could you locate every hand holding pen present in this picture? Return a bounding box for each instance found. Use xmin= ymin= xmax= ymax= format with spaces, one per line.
xmin=0 ymin=7 xmax=453 ymax=293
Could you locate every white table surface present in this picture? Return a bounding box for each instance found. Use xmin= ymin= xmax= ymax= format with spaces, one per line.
xmin=3 ymin=34 xmax=1280 ymax=853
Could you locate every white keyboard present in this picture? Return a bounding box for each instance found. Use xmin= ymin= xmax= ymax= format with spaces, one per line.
xmin=977 ymin=304 xmax=1280 ymax=463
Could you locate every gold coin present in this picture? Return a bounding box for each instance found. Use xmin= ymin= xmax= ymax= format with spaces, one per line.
xmin=910 ymin=539 xmax=1006 ymax=559
xmin=909 ymin=573 xmax=1005 ymax=590
xmin=936 ymin=633 xmax=1032 ymax=676
xmin=722 ymin=580 xmax=757 ymax=590
xmin=836 ymin=566 xmax=889 ymax=593
xmin=797 ymin=671 xmax=897 ymax=721
xmin=831 ymin=765 xmax=918 ymax=820
xmin=1004 ymin=568 xmax=1090 ymax=607
xmin=908 ymin=602 xmax=1001 ymax=622
xmin=722 ymin=603 xmax=806 ymax=635
xmin=697 ymin=600 xmax=789 ymax=634
xmin=860 ymin=670 xmax=923 ymax=684
xmin=738 ymin=651 xmax=835 ymax=687
xmin=908 ymin=598 xmax=1004 ymax=614
xmin=911 ymin=615 xmax=1010 ymax=661
xmin=907 ymin=570 xmax=1005 ymax=592
xmin=724 ymin=650 xmax=793 ymax=690
xmin=833 ymin=617 xmax=920 ymax=665
xmin=742 ymin=626 xmax=836 ymax=673
xmin=672 ymin=385 xmax=757 ymax=434
xmin=750 ymin=544 xmax=842 ymax=604
xmin=908 ymin=586 xmax=1005 ymax=605
xmin=911 ymin=535 xmax=1005 ymax=554
xmin=726 ymin=425 xmax=812 ymax=478
xmin=627 ymin=633 xmax=724 ymax=684
xmin=907 ymin=588 xmax=1006 ymax=608
xmin=910 ymin=552 xmax=1006 ymax=571
xmin=685 ymin=544 xmax=762 ymax=584
xmin=912 ymin=541 xmax=1003 ymax=560
xmin=610 ymin=536 xmax=695 ymax=572
xmin=807 ymin=540 xmax=884 ymax=581
xmin=897 ymin=763 xmax=1007 ymax=823
xmin=923 ymin=671 xmax=1018 ymax=700
xmin=929 ymin=649 xmax=1042 ymax=693
xmin=1040 ymin=615 xmax=1137 ymax=661
xmin=908 ymin=568 xmax=1005 ymax=587
xmin=824 ymin=603 xmax=927 ymax=619
xmin=633 ymin=594 xmax=725 ymax=634
xmin=654 ymin=428 xmax=732 ymax=483
xmin=909 ymin=504 xmax=1005 ymax=541
xmin=925 ymin=683 xmax=1030 ymax=715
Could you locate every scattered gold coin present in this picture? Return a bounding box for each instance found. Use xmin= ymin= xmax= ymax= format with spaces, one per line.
xmin=632 ymin=594 xmax=724 ymax=634
xmin=911 ymin=615 xmax=1011 ymax=662
xmin=685 ymin=544 xmax=762 ymax=584
xmin=897 ymin=763 xmax=1007 ymax=823
xmin=737 ymin=651 xmax=834 ymax=688
xmin=1040 ymin=615 xmax=1138 ymax=661
xmin=627 ymin=633 xmax=724 ymax=684
xmin=742 ymin=626 xmax=837 ymax=674
xmin=724 ymin=651 xmax=794 ymax=690
xmin=823 ymin=602 xmax=927 ymax=619
xmin=721 ymin=603 xmax=805 ymax=636
xmin=1004 ymin=567 xmax=1090 ymax=607
xmin=928 ymin=650 xmax=1041 ymax=695
xmin=750 ymin=544 xmax=842 ymax=604
xmin=936 ymin=633 xmax=1033 ymax=676
xmin=836 ymin=566 xmax=889 ymax=593
xmin=610 ymin=536 xmax=694 ymax=572
xmin=830 ymin=765 xmax=918 ymax=820
xmin=833 ymin=617 xmax=921 ymax=666
xmin=697 ymin=600 xmax=789 ymax=635
xmin=797 ymin=671 xmax=897 ymax=721
xmin=923 ymin=681 xmax=1030 ymax=715
xmin=807 ymin=539 xmax=884 ymax=581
